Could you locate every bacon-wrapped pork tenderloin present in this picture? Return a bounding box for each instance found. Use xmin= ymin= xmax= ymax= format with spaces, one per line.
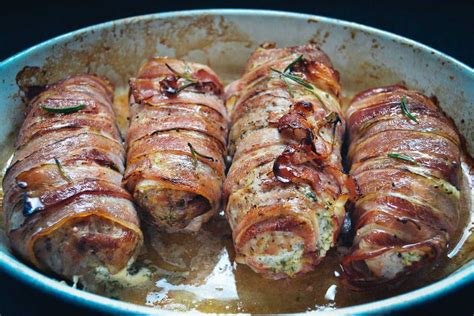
xmin=3 ymin=74 xmax=143 ymax=279
xmin=224 ymin=43 xmax=355 ymax=279
xmin=125 ymin=57 xmax=227 ymax=232
xmin=342 ymin=85 xmax=461 ymax=286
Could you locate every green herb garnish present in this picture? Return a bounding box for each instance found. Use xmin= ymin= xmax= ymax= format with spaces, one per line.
xmin=165 ymin=63 xmax=196 ymax=82
xmin=282 ymin=77 xmax=294 ymax=97
xmin=165 ymin=63 xmax=198 ymax=94
xmin=271 ymin=55 xmax=309 ymax=98
xmin=387 ymin=153 xmax=418 ymax=165
xmin=187 ymin=143 xmax=215 ymax=168
xmin=175 ymin=82 xmax=197 ymax=94
xmin=400 ymin=96 xmax=418 ymax=124
xmin=271 ymin=68 xmax=313 ymax=90
xmin=305 ymin=191 xmax=317 ymax=202
xmin=284 ymin=54 xmax=304 ymax=73
xmin=271 ymin=54 xmax=332 ymax=106
xmin=54 ymin=157 xmax=73 ymax=182
xmin=41 ymin=104 xmax=86 ymax=114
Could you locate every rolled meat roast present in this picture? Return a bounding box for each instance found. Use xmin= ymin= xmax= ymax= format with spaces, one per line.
xmin=3 ymin=74 xmax=143 ymax=279
xmin=342 ymin=85 xmax=462 ymax=286
xmin=125 ymin=57 xmax=228 ymax=232
xmin=224 ymin=43 xmax=355 ymax=279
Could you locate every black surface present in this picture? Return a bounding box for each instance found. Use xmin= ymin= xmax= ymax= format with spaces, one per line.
xmin=1 ymin=1 xmax=473 ymax=315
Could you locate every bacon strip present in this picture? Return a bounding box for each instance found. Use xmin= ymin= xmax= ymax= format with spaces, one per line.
xmin=342 ymin=85 xmax=461 ymax=286
xmin=2 ymin=74 xmax=143 ymax=279
xmin=224 ymin=43 xmax=352 ymax=279
xmin=124 ymin=57 xmax=227 ymax=232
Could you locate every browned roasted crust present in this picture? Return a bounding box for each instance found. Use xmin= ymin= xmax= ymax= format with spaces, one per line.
xmin=342 ymin=85 xmax=461 ymax=286
xmin=3 ymin=74 xmax=143 ymax=279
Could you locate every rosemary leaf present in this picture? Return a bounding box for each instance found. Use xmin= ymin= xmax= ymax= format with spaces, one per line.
xmin=283 ymin=76 xmax=294 ymax=98
xmin=175 ymin=82 xmax=196 ymax=94
xmin=187 ymin=143 xmax=215 ymax=168
xmin=400 ymin=96 xmax=418 ymax=124
xmin=387 ymin=153 xmax=418 ymax=165
xmin=54 ymin=157 xmax=73 ymax=182
xmin=165 ymin=63 xmax=196 ymax=82
xmin=271 ymin=68 xmax=313 ymax=90
xmin=41 ymin=104 xmax=86 ymax=114
xmin=284 ymin=54 xmax=304 ymax=73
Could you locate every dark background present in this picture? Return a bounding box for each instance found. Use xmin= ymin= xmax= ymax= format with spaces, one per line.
xmin=2 ymin=0 xmax=474 ymax=66
xmin=1 ymin=1 xmax=473 ymax=315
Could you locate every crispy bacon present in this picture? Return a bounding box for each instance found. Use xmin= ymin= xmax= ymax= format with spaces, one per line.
xmin=124 ymin=57 xmax=228 ymax=233
xmin=2 ymin=74 xmax=143 ymax=280
xmin=342 ymin=85 xmax=462 ymax=287
xmin=271 ymin=101 xmax=315 ymax=142
xmin=224 ymin=44 xmax=351 ymax=279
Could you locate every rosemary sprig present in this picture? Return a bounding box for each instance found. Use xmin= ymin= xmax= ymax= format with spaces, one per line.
xmin=387 ymin=153 xmax=418 ymax=165
xmin=284 ymin=54 xmax=304 ymax=73
xmin=400 ymin=96 xmax=418 ymax=124
xmin=41 ymin=104 xmax=86 ymax=114
xmin=271 ymin=55 xmax=312 ymax=98
xmin=175 ymin=82 xmax=197 ymax=94
xmin=271 ymin=68 xmax=313 ymax=90
xmin=164 ymin=63 xmax=199 ymax=94
xmin=165 ymin=63 xmax=196 ymax=82
xmin=54 ymin=157 xmax=73 ymax=182
xmin=187 ymin=143 xmax=215 ymax=168
xmin=282 ymin=76 xmax=294 ymax=97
